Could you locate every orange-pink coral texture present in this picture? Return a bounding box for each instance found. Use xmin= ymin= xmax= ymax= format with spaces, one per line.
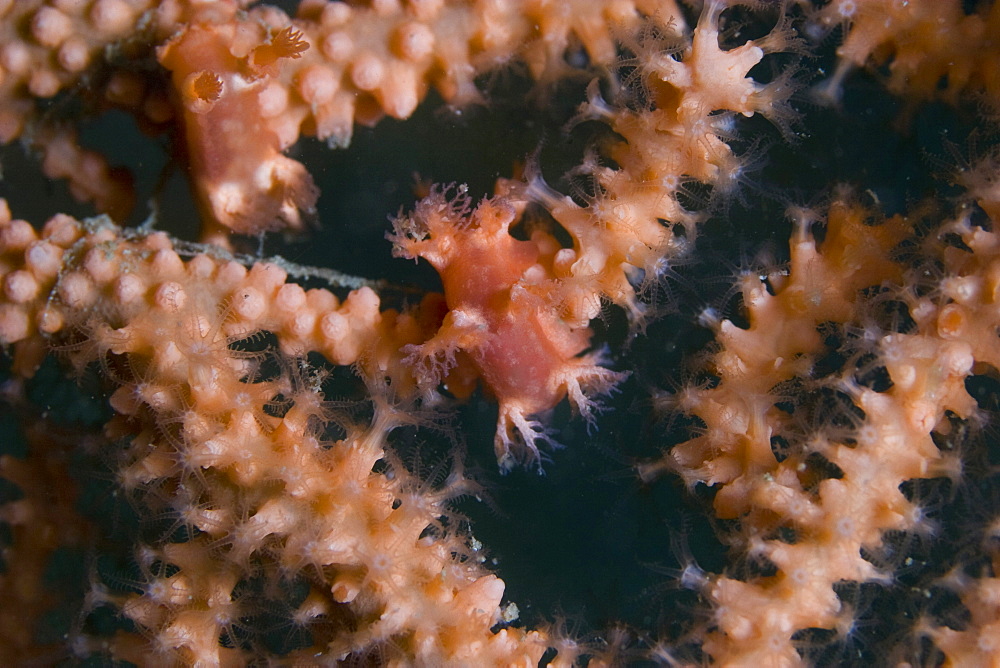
xmin=1 ymin=1 xmax=1000 ymax=666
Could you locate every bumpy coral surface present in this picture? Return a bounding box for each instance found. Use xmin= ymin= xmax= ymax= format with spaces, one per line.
xmin=2 ymin=0 xmax=1000 ymax=666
